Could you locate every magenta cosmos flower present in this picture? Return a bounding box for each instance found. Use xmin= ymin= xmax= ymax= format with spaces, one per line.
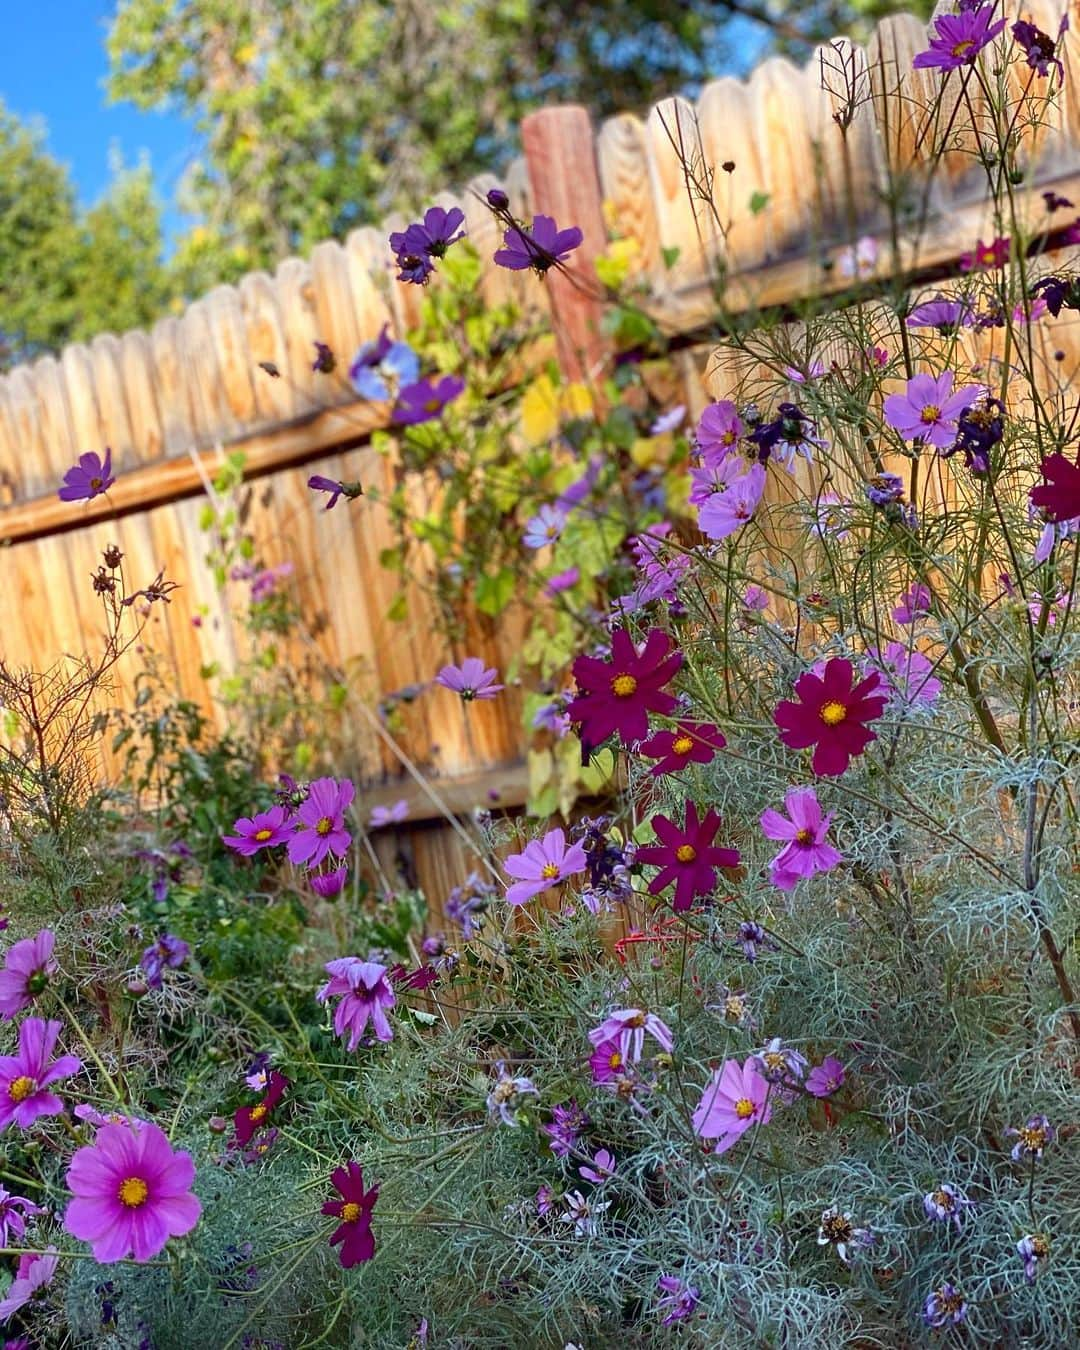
xmin=883 ymin=371 xmax=981 ymax=449
xmin=1030 ymin=451 xmax=1080 ymax=523
xmin=588 ymin=1008 xmax=674 ymax=1064
xmin=692 ymin=1057 xmax=772 ymax=1154
xmin=0 ymin=1018 xmax=81 ymax=1131
xmin=493 ymin=214 xmax=583 ymax=272
xmin=867 ymin=643 xmax=941 ymax=707
xmin=234 ymin=1070 xmax=290 ymax=1146
xmin=435 ymin=657 xmax=504 ymax=701
xmin=0 ymin=929 xmax=57 ymax=1020
xmin=287 ymin=778 xmax=354 ymax=867
xmin=317 ymin=958 xmax=396 ymax=1049
xmin=503 ymin=827 xmax=587 ymax=906
xmin=0 ymin=1187 xmax=43 ymax=1246
xmin=567 ymin=628 xmax=682 ymax=753
xmin=638 ymin=721 xmax=726 ymax=776
xmin=760 ymin=786 xmax=842 ymax=891
xmin=323 ymin=1160 xmax=378 ymax=1267
xmin=806 ymin=1056 xmax=846 ymax=1098
xmin=311 ymin=865 xmax=348 ymax=898
xmin=774 ymin=658 xmax=887 ymax=776
xmin=912 ymin=4 xmax=1006 ymax=70
xmin=0 ymin=1247 xmax=58 ymax=1321
xmin=58 ymin=448 xmax=114 ymax=503
xmin=64 ymin=1121 xmax=201 ymax=1263
xmin=635 ymin=803 xmax=740 ymax=913
xmin=892 ymin=583 xmax=932 ymax=624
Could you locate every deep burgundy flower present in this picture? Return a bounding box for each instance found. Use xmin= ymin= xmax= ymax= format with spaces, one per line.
xmin=635 ymin=803 xmax=740 ymax=912
xmin=1044 ymin=190 xmax=1074 ymax=212
xmin=958 ymin=236 xmax=1009 ymax=272
xmin=567 ymin=628 xmax=682 ymax=754
xmin=322 ymin=1161 xmax=378 ymax=1267
xmin=638 ymin=721 xmax=726 ymax=776
xmin=392 ymin=375 xmax=465 ymax=425
xmin=912 ymin=5 xmax=1006 ymax=70
xmin=493 ymin=214 xmax=583 ymax=273
xmin=774 ymin=657 xmax=887 ymax=776
xmin=234 ymin=1070 xmax=290 ymax=1146
xmin=58 ymin=449 xmax=114 ymax=503
xmin=1030 ymin=452 xmax=1080 ymax=523
xmin=1012 ymin=19 xmax=1064 ymax=79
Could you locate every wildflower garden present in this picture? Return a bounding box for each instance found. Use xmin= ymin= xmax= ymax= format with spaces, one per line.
xmin=0 ymin=4 xmax=1078 ymax=1347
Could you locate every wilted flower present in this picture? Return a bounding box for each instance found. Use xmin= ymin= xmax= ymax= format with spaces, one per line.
xmin=1017 ymin=1232 xmax=1051 ymax=1283
xmin=816 ymin=1206 xmax=873 ymax=1263
xmin=922 ymin=1182 xmax=974 ymax=1229
xmin=318 ymin=959 xmax=396 ymax=1049
xmin=445 ymin=872 xmax=495 ymax=938
xmin=923 ymin=1282 xmax=968 ymax=1328
xmin=486 ymin=1061 xmax=538 ymax=1126
xmin=749 ymin=402 xmax=826 ymax=471
xmin=655 ymin=1274 xmax=700 ymax=1325
xmin=140 ymin=933 xmax=189 ymax=989
xmin=736 ymin=921 xmax=776 ymax=962
xmin=751 ymin=1037 xmax=808 ymax=1084
xmin=311 ymin=866 xmax=348 ymax=898
xmin=543 ymin=1101 xmax=589 ymax=1158
xmin=307 ymin=475 xmax=363 ymax=511
xmin=1005 ymin=1114 xmax=1054 ymax=1162
xmin=311 ymin=341 xmax=335 ymax=373
xmin=1012 ymin=18 xmax=1064 ymax=79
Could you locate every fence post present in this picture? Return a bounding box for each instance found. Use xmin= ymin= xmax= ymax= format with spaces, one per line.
xmin=521 ymin=106 xmax=611 ymax=385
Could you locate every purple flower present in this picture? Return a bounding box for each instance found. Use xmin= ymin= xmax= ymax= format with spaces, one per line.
xmin=736 ymin=920 xmax=775 ymax=962
xmin=0 ymin=1248 xmax=58 ymax=1321
xmin=838 ymin=235 xmax=878 ymax=278
xmin=535 ymin=1184 xmax=554 ymax=1217
xmin=391 ymin=207 xmax=465 ymax=263
xmin=486 ymin=1060 xmax=538 ymax=1126
xmin=923 ymin=1282 xmax=968 ymax=1328
xmin=58 ymin=448 xmax=115 ymax=503
xmin=559 ymin=1188 xmax=609 ymax=1236
xmin=751 ymin=1036 xmax=808 ymax=1084
xmin=760 ymin=786 xmax=842 ymax=891
xmin=369 ymin=800 xmax=409 ymax=829
xmin=288 ymin=778 xmax=354 ymax=868
xmin=392 ymin=374 xmax=465 ymax=426
xmin=588 ymin=1008 xmax=674 ymax=1064
xmin=866 ymin=643 xmax=941 ymax=707
xmin=1012 ymin=19 xmax=1064 ymax=79
xmin=578 ymin=1148 xmax=615 ymax=1185
xmin=692 ymin=1057 xmax=771 ymax=1154
xmin=0 ymin=930 xmax=57 ymax=1020
xmin=1017 ymin=1232 xmax=1050 ymax=1283
xmin=923 ymin=1182 xmax=974 ymax=1229
xmin=650 ymin=405 xmax=686 ymax=436
xmin=543 ymin=567 xmax=579 ymax=598
xmin=656 ymin=1275 xmax=700 ymax=1325
xmin=913 ymin=5 xmax=1007 ymax=70
xmin=311 ymin=341 xmax=336 ymax=373
xmin=311 ymin=866 xmax=348 ymax=898
xmin=141 ymin=933 xmax=189 ymax=990
xmin=503 ymin=828 xmax=587 ymax=906
xmin=435 ymin=657 xmax=503 ymax=701
xmin=906 ymin=296 xmax=974 ymax=331
xmin=307 ymin=475 xmax=362 ymax=511
xmin=744 ymin=584 xmax=768 ymax=611
xmin=884 ymin=371 xmax=982 ymax=449
xmin=893 ymin=583 xmax=932 ymax=625
xmin=806 ymin=1056 xmax=846 ymax=1098
xmin=543 ymin=1100 xmax=589 ymax=1158
xmin=696 ymin=400 xmax=744 ymax=462
xmin=445 ymin=872 xmax=494 ymax=937
xmin=0 ymin=1018 xmax=81 ymax=1131
xmin=223 ymin=804 xmax=293 ymax=856
xmin=1005 ymin=1113 xmax=1054 ymax=1161
xmin=554 ymin=455 xmax=603 ymax=512
xmin=0 ymin=1188 xmax=43 ymax=1247
xmin=317 ymin=958 xmax=396 ymax=1048
xmin=523 ymin=505 xmax=567 ymax=549
xmin=697 ymin=463 xmax=766 ymax=540
xmin=749 ymin=402 xmax=827 ymax=470
xmin=493 ymin=215 xmax=583 ymax=273
xmin=865 ymin=472 xmax=905 ymax=506
xmin=348 ymin=327 xmax=420 ymax=401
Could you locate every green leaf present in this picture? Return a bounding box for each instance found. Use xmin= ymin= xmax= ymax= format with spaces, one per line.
xmin=661 ymin=245 xmax=681 ymax=269
xmin=749 ymin=190 xmax=771 ymax=215
xmin=475 ymin=566 xmax=516 ymax=616
xmin=386 ymin=591 xmax=408 ymax=622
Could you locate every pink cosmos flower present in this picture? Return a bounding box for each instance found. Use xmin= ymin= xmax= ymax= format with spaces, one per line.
xmin=64 ymin=1122 xmax=201 ymax=1262
xmin=912 ymin=4 xmax=1007 ymax=71
xmin=544 ymin=566 xmax=580 ymax=596
xmin=317 ymin=958 xmax=396 ymax=1048
xmin=74 ymin=1104 xmax=146 ymax=1132
xmin=369 ymin=799 xmax=409 ymax=829
xmin=0 ymin=1247 xmax=58 ymax=1320
xmin=635 ymin=803 xmax=740 ymax=912
xmin=588 ymin=1038 xmax=629 ymax=1084
xmin=0 ymin=1187 xmax=43 ymax=1247
xmin=744 ymin=584 xmax=769 ymax=611
xmin=697 ymin=464 xmax=766 ymax=541
xmin=784 ymin=359 xmax=827 ymax=384
xmin=567 ymin=628 xmax=682 ymax=753
xmin=692 ymin=1057 xmax=772 ymax=1154
xmin=760 ymin=787 xmax=842 ymax=891
xmin=0 ymin=1018 xmax=81 ymax=1131
xmin=696 ymin=400 xmax=744 ymax=462
xmin=774 ymin=657 xmax=887 ymax=776
xmin=288 ymin=778 xmax=354 ymax=867
xmin=806 ymin=1056 xmax=846 ymax=1098
xmin=838 ymin=235 xmax=878 ymax=278
xmin=579 ymin=1148 xmax=616 ymax=1184
xmin=638 ymin=721 xmax=726 ymax=776
xmin=435 ymin=657 xmax=504 ymax=701
xmin=892 ymin=583 xmax=932 ymax=625
xmin=0 ymin=930 xmax=57 ymax=1020
xmin=311 ymin=866 xmax=348 ymax=898
xmin=883 ymin=371 xmax=982 ymax=449
xmin=503 ymin=828 xmax=587 ymax=906
xmin=588 ymin=1008 xmax=674 ymax=1064
xmin=867 ymin=643 xmax=941 ymax=707
xmin=689 ymin=451 xmax=751 ymax=505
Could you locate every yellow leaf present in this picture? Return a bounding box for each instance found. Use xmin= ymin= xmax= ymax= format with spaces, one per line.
xmin=519 ymin=374 xmax=594 ymax=446
xmin=630 ymin=436 xmax=663 ymax=468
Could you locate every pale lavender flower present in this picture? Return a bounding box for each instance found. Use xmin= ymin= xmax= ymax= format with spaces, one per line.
xmin=523 ymin=505 xmax=567 ymax=549
xmin=1017 ymin=1232 xmax=1050 ymax=1283
xmin=578 ymin=1148 xmax=615 ymax=1185
xmin=650 ymin=405 xmax=686 ymax=435
xmin=559 ymin=1189 xmax=609 ymax=1236
xmin=751 ymin=1037 xmax=808 ymax=1083
xmin=1006 ymin=1114 xmax=1054 ymax=1161
xmin=435 ymin=657 xmax=503 ymax=701
xmin=588 ymin=1008 xmax=674 ymax=1064
xmin=369 ymin=800 xmax=409 ymax=829
xmin=923 ymin=1182 xmax=974 ymax=1229
xmin=487 ymin=1061 xmax=538 ymax=1126
xmin=817 ymin=1207 xmax=873 ymax=1263
xmin=867 ymin=642 xmax=941 ymax=707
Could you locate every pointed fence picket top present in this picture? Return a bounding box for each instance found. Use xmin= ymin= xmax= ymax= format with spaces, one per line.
xmin=0 ymin=4 xmax=1079 ymax=914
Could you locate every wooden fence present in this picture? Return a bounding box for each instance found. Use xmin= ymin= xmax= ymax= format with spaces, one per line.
xmin=1 ymin=2 xmax=1078 ymax=908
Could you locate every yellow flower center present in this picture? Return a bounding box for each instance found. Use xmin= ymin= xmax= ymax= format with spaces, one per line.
xmin=675 ymin=844 xmax=697 ymax=863
xmin=1019 ymin=1124 xmax=1048 ymax=1151
xmin=90 ymin=476 xmax=103 ymax=490
xmin=764 ymin=1052 xmax=784 ymax=1071
xmin=118 ymin=1176 xmax=149 ymax=1208
xmin=734 ymin=1097 xmax=755 ymax=1119
xmin=932 ymin=1189 xmax=955 ymax=1211
xmin=249 ymin=1103 xmax=269 ymax=1123
xmin=608 ymin=1050 xmax=623 ymax=1070
xmin=315 ymin=816 xmax=333 ymax=836
xmin=820 ymin=700 xmax=846 ymax=726
xmin=795 ymin=828 xmax=814 ymax=845
xmin=340 ymin=1201 xmax=362 ymax=1223
xmin=672 ymin=735 xmax=694 ymax=756
xmin=610 ymin=673 xmax=637 ymax=698
xmin=951 ymin=39 xmax=975 ymax=58
xmin=8 ymin=1076 xmax=34 ymax=1103
xmin=724 ymin=995 xmax=745 ymax=1020
xmin=424 ymin=398 xmax=443 ymax=412
xmin=540 ymin=862 xmax=561 ymax=880
xmin=919 ymin=404 xmax=941 ymax=423
xmin=721 ymin=431 xmax=736 ymax=445
xmin=254 ymin=828 xmax=273 ymax=841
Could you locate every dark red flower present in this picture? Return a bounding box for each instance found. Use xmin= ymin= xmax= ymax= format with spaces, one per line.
xmin=322 ymin=1160 xmax=378 ymax=1267
xmin=1030 ymin=452 xmax=1080 ymax=523
xmin=567 ymin=628 xmax=682 ymax=755
xmin=635 ymin=803 xmax=740 ymax=912
xmin=234 ymin=1070 xmax=290 ymax=1147
xmin=774 ymin=658 xmax=887 ymax=777
xmin=638 ymin=721 xmax=726 ymax=777
xmin=388 ymin=962 xmax=439 ymax=991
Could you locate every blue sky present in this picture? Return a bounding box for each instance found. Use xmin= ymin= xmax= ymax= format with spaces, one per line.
xmin=3 ymin=4 xmax=192 ymax=237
